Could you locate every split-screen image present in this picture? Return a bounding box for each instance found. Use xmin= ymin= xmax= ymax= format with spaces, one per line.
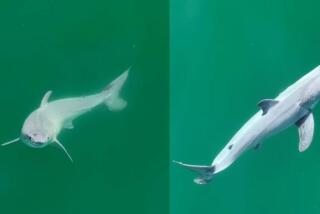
xmin=1 ymin=0 xmax=320 ymax=214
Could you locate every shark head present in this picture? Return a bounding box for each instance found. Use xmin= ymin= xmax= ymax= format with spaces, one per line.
xmin=20 ymin=111 xmax=55 ymax=148
xmin=17 ymin=110 xmax=73 ymax=162
xmin=20 ymin=131 xmax=52 ymax=148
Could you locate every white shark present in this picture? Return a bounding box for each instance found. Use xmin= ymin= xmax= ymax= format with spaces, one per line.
xmin=174 ymin=65 xmax=320 ymax=184
xmin=2 ymin=70 xmax=128 ymax=162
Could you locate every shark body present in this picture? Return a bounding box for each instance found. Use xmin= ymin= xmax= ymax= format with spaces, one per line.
xmin=175 ymin=66 xmax=320 ymax=184
xmin=2 ymin=70 xmax=128 ymax=161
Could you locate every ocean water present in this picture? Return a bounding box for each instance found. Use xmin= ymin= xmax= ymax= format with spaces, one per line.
xmin=171 ymin=0 xmax=320 ymax=214
xmin=0 ymin=0 xmax=168 ymax=214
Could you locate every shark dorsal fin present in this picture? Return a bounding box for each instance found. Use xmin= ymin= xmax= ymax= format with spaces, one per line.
xmin=40 ymin=90 xmax=52 ymax=107
xmin=296 ymin=112 xmax=314 ymax=152
xmin=258 ymin=99 xmax=279 ymax=115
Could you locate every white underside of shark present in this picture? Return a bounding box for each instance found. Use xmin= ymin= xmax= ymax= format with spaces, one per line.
xmin=175 ymin=65 xmax=320 ymax=184
xmin=2 ymin=70 xmax=129 ymax=162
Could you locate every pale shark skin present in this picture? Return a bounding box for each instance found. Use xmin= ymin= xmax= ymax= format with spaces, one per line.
xmin=175 ymin=65 xmax=320 ymax=184
xmin=2 ymin=70 xmax=129 ymax=162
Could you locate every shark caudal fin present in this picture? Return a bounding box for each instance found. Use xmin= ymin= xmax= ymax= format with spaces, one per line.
xmin=103 ymin=69 xmax=129 ymax=111
xmin=173 ymin=161 xmax=215 ymax=185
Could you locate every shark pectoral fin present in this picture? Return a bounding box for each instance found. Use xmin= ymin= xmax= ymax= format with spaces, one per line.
xmin=296 ymin=113 xmax=314 ymax=152
xmin=258 ymin=99 xmax=279 ymax=115
xmin=54 ymin=139 xmax=73 ymax=162
xmin=40 ymin=90 xmax=52 ymax=107
xmin=1 ymin=137 xmax=20 ymax=146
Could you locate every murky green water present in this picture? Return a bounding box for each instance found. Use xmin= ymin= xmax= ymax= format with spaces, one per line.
xmin=171 ymin=0 xmax=320 ymax=214
xmin=0 ymin=0 xmax=168 ymax=213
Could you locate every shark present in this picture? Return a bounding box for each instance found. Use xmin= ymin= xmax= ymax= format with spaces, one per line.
xmin=1 ymin=70 xmax=128 ymax=162
xmin=174 ymin=65 xmax=320 ymax=184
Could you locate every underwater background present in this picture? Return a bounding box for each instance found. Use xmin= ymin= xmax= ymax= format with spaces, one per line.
xmin=171 ymin=0 xmax=320 ymax=214
xmin=0 ymin=0 xmax=168 ymax=213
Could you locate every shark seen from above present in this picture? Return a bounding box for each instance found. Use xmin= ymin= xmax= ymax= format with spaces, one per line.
xmin=174 ymin=65 xmax=320 ymax=184
xmin=2 ymin=70 xmax=129 ymax=162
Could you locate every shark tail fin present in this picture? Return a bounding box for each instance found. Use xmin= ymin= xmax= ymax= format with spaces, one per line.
xmin=173 ymin=161 xmax=215 ymax=185
xmin=103 ymin=69 xmax=129 ymax=111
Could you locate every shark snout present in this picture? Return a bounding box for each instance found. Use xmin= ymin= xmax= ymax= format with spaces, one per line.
xmin=21 ymin=133 xmax=49 ymax=148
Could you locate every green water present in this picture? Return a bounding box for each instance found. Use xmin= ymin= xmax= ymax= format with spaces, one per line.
xmin=3 ymin=0 xmax=320 ymax=213
xmin=0 ymin=0 xmax=168 ymax=213
xmin=171 ymin=0 xmax=320 ymax=214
